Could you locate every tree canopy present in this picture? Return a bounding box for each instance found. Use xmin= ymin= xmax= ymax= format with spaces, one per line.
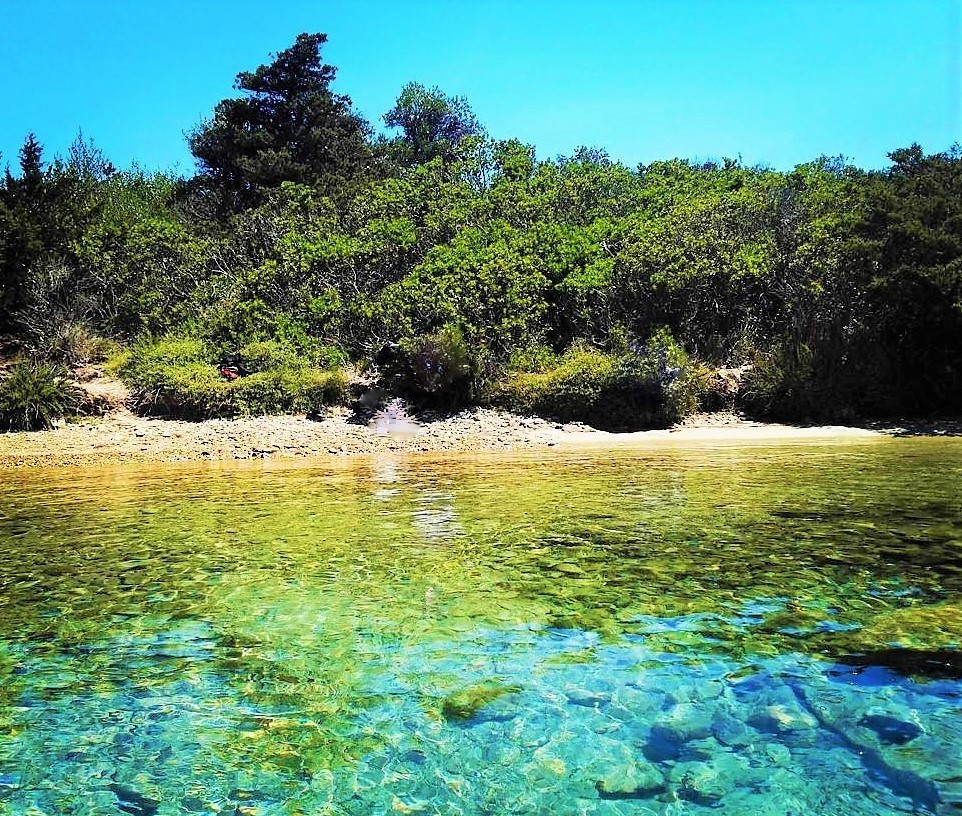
xmin=384 ymin=82 xmax=484 ymax=167
xmin=189 ymin=32 xmax=373 ymax=212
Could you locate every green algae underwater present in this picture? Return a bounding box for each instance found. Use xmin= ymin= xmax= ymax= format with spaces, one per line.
xmin=0 ymin=437 xmax=961 ymax=814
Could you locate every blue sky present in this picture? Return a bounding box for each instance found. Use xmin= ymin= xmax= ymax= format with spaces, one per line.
xmin=1 ymin=0 xmax=959 ymax=174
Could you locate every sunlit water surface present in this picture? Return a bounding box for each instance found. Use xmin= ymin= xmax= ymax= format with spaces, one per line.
xmin=1 ymin=438 xmax=961 ymax=814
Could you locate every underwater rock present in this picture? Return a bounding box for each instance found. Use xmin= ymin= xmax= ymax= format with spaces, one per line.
xmin=764 ymin=743 xmax=792 ymax=766
xmin=595 ymin=760 xmax=666 ymax=799
xmin=748 ymin=702 xmax=817 ymax=733
xmin=851 ymin=601 xmax=962 ymax=654
xmin=670 ymin=761 xmax=727 ymax=804
xmin=653 ymin=702 xmax=713 ymax=741
xmin=439 ymin=681 xmax=522 ymax=722
xmin=107 ymin=784 xmax=160 ymax=816
xmin=712 ymin=715 xmax=755 ymax=747
xmin=0 ymin=773 xmax=21 ymax=790
xmin=838 ymin=648 xmax=962 ymax=680
xmin=530 ymin=744 xmax=568 ymax=781
xmin=564 ymin=687 xmax=610 ymax=708
xmin=784 ymin=678 xmax=942 ymax=813
xmin=939 ymin=780 xmax=962 ymax=810
xmin=643 ymin=724 xmax=687 ymax=762
xmin=859 ymin=713 xmax=923 ymax=745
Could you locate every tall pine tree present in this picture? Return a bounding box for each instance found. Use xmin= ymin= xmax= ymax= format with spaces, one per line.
xmin=189 ymin=33 xmax=373 ymax=214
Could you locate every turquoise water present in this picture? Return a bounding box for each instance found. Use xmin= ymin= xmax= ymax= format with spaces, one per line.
xmin=0 ymin=438 xmax=961 ymax=814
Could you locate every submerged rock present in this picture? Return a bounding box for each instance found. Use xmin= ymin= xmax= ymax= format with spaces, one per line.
xmin=764 ymin=743 xmax=792 ymax=766
xmin=439 ymin=681 xmax=522 ymax=722
xmin=564 ymin=687 xmax=610 ymax=708
xmin=654 ymin=702 xmax=714 ymax=741
xmin=670 ymin=761 xmax=728 ymax=804
xmin=784 ymin=677 xmax=943 ymax=813
xmin=748 ymin=703 xmax=817 ymax=733
xmin=838 ymin=648 xmax=962 ymax=680
xmin=859 ymin=713 xmax=923 ymax=745
xmin=595 ymin=760 xmax=666 ymax=799
xmin=643 ymin=724 xmax=687 ymax=762
xmin=712 ymin=715 xmax=755 ymax=747
xmin=107 ymin=784 xmax=160 ymax=816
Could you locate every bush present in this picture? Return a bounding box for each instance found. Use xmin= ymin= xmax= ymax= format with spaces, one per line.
xmin=46 ymin=324 xmax=120 ymax=366
xmin=144 ymin=361 xmax=233 ymax=418
xmin=229 ymin=368 xmax=347 ymax=416
xmin=235 ymin=339 xmax=304 ymax=373
xmin=119 ymin=335 xmax=347 ymax=419
xmin=8 ymin=261 xmax=106 ymax=361
xmin=494 ymin=333 xmax=706 ymax=430
xmin=739 ymin=344 xmax=855 ymax=422
xmin=506 ymin=344 xmax=560 ymax=373
xmin=382 ymin=326 xmax=478 ymax=408
xmin=119 ymin=336 xmax=214 ymax=416
xmin=236 ymin=339 xmax=346 ymax=373
xmin=0 ymin=360 xmax=80 ymax=431
xmin=17 ymin=320 xmax=120 ymax=367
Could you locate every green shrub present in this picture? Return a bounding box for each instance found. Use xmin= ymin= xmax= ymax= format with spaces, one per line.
xmin=229 ymin=368 xmax=347 ymax=416
xmin=123 ymin=336 xmax=210 ymax=374
xmin=44 ymin=324 xmax=120 ymax=366
xmin=506 ymin=344 xmax=560 ymax=373
xmin=739 ymin=344 xmax=856 ymax=422
xmin=119 ymin=335 xmax=347 ymax=419
xmin=384 ymin=326 xmax=478 ymax=408
xmin=297 ymin=368 xmax=349 ymax=412
xmin=495 ymin=332 xmax=705 ymax=430
xmin=119 ymin=336 xmax=216 ymax=417
xmin=237 ymin=340 xmax=304 ymax=373
xmin=0 ymin=360 xmax=80 ymax=431
xmin=236 ymin=339 xmax=347 ymax=373
xmin=103 ymin=347 xmax=132 ymax=378
xmin=149 ymin=362 xmax=233 ymax=418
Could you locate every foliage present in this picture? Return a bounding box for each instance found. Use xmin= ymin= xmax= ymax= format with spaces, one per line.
xmin=188 ymin=33 xmax=373 ymax=212
xmin=43 ymin=323 xmax=119 ymax=366
xmin=495 ymin=332 xmax=706 ymax=430
xmin=229 ymin=367 xmax=347 ymax=416
xmin=384 ymin=82 xmax=483 ymax=167
xmin=0 ymin=359 xmax=80 ymax=431
xmin=118 ymin=335 xmax=346 ymax=419
xmin=373 ymin=223 xmax=551 ymax=358
xmin=507 ymin=344 xmax=560 ymax=373
xmin=380 ymin=325 xmax=476 ymax=408
xmin=2 ymin=30 xmax=960 ymax=425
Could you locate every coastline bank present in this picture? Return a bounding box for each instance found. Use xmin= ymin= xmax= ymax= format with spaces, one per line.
xmin=0 ymin=408 xmax=901 ymax=469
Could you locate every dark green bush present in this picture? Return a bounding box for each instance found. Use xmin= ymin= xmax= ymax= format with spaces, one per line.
xmin=236 ymin=339 xmax=346 ymax=373
xmin=494 ymin=333 xmax=706 ymax=430
xmin=383 ymin=326 xmax=478 ymax=408
xmin=506 ymin=344 xmax=561 ymax=374
xmin=119 ymin=337 xmax=219 ymax=417
xmin=739 ymin=344 xmax=856 ymax=422
xmin=0 ymin=360 xmax=80 ymax=431
xmin=229 ymin=368 xmax=348 ymax=415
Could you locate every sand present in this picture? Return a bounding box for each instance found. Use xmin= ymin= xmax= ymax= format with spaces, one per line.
xmin=0 ymin=406 xmax=895 ymax=469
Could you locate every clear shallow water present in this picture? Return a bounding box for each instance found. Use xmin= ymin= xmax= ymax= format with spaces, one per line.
xmin=0 ymin=438 xmax=961 ymax=814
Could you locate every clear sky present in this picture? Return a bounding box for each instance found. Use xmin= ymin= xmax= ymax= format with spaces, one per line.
xmin=1 ymin=0 xmax=959 ymax=175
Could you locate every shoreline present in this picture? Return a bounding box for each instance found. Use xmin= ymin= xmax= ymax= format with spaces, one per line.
xmin=0 ymin=407 xmax=943 ymax=470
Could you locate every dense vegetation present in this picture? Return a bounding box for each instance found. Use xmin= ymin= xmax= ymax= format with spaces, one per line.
xmin=1 ymin=32 xmax=960 ymax=428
